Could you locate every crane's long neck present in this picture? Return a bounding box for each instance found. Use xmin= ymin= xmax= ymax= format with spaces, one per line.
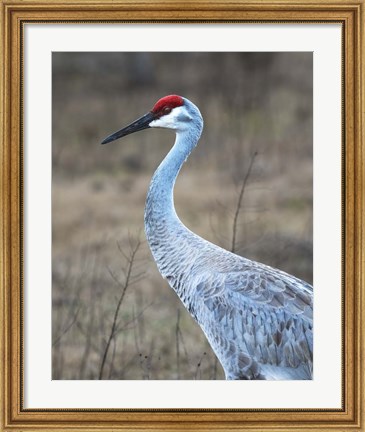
xmin=144 ymin=125 xmax=202 ymax=244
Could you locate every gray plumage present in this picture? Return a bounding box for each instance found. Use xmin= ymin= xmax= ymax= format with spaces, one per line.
xmin=103 ymin=95 xmax=313 ymax=380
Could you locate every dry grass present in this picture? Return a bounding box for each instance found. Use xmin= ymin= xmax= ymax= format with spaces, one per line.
xmin=52 ymin=52 xmax=312 ymax=380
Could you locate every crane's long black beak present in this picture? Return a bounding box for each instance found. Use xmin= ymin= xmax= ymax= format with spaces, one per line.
xmin=101 ymin=112 xmax=155 ymax=145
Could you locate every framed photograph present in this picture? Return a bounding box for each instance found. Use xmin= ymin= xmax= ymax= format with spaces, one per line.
xmin=1 ymin=0 xmax=364 ymax=430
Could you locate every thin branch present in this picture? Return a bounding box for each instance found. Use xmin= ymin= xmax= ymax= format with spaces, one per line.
xmin=76 ymin=322 xmax=101 ymax=353
xmin=116 ymin=240 xmax=131 ymax=262
xmin=114 ymin=301 xmax=154 ymax=335
xmin=208 ymin=211 xmax=229 ymax=247
xmin=98 ymin=238 xmax=141 ymax=380
xmin=176 ymin=323 xmax=192 ymax=374
xmin=52 ymin=305 xmax=81 ymax=347
xmin=108 ymin=338 xmax=117 ymax=379
xmin=231 ymin=151 xmax=258 ymax=253
xmin=176 ymin=308 xmax=181 ymax=380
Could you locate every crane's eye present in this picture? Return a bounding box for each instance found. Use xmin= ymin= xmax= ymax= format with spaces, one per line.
xmin=163 ymin=106 xmax=172 ymax=115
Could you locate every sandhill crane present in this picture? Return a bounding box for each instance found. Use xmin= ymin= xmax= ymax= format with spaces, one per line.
xmin=101 ymin=95 xmax=313 ymax=380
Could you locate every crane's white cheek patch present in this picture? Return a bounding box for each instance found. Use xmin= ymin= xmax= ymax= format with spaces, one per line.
xmin=149 ymin=118 xmax=175 ymax=129
xmin=150 ymin=107 xmax=187 ymax=129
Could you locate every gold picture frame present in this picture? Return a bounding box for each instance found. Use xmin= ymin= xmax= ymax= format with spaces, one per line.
xmin=1 ymin=0 xmax=364 ymax=430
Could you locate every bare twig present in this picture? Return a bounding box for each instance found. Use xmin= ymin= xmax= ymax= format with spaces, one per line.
xmin=114 ymin=301 xmax=154 ymax=335
xmin=231 ymin=151 xmax=258 ymax=253
xmin=176 ymin=319 xmax=192 ymax=375
xmin=76 ymin=321 xmax=102 ymax=353
xmin=52 ymin=305 xmax=81 ymax=347
xmin=78 ymin=254 xmax=101 ymax=379
xmin=108 ymin=338 xmax=117 ymax=379
xmin=132 ymin=305 xmax=142 ymax=356
xmin=175 ymin=308 xmax=181 ymax=380
xmin=98 ymin=237 xmax=141 ymax=380
xmin=208 ymin=210 xmax=230 ymax=248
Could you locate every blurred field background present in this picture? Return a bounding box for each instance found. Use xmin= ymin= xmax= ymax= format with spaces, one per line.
xmin=52 ymin=52 xmax=313 ymax=380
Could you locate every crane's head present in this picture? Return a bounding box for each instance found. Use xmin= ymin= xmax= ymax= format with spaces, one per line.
xmin=101 ymin=95 xmax=203 ymax=145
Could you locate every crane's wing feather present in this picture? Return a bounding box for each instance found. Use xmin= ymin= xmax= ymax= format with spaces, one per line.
xmin=188 ymin=250 xmax=313 ymax=380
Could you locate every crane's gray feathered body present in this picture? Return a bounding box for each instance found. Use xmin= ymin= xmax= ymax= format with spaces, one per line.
xmin=103 ymin=95 xmax=313 ymax=380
